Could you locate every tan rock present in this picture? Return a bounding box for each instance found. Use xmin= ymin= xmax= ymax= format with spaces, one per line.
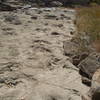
xmin=92 ymin=68 xmax=100 ymax=89
xmin=82 ymin=69 xmax=100 ymax=100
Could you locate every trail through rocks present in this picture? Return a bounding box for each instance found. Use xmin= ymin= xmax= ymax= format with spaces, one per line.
xmin=0 ymin=8 xmax=89 ymax=100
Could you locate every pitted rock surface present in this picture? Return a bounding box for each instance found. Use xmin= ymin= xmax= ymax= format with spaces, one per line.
xmin=0 ymin=8 xmax=89 ymax=100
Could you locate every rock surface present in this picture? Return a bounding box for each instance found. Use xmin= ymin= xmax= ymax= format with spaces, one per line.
xmin=0 ymin=8 xmax=89 ymax=100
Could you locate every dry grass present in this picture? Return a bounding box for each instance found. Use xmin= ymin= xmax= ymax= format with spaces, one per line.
xmin=92 ymin=40 xmax=100 ymax=52
xmin=76 ymin=6 xmax=100 ymax=52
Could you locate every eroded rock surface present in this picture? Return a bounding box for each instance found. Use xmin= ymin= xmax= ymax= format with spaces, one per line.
xmin=0 ymin=8 xmax=89 ymax=100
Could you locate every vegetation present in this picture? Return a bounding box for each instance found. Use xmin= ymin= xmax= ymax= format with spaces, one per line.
xmin=91 ymin=0 xmax=100 ymax=4
xmin=76 ymin=6 xmax=100 ymax=52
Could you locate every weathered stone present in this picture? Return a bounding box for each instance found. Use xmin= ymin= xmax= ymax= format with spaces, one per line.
xmin=72 ymin=52 xmax=88 ymax=66
xmin=78 ymin=52 xmax=100 ymax=81
xmin=0 ymin=3 xmax=16 ymax=11
xmin=82 ymin=69 xmax=100 ymax=100
xmin=63 ymin=40 xmax=80 ymax=57
xmin=49 ymin=1 xmax=63 ymax=7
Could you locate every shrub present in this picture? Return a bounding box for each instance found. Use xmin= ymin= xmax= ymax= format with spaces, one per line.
xmin=76 ymin=6 xmax=100 ymax=52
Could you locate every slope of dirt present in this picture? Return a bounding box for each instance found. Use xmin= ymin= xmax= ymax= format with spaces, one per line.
xmin=0 ymin=8 xmax=89 ymax=100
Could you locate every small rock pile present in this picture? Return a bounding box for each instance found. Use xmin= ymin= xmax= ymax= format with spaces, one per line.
xmin=63 ymin=36 xmax=100 ymax=100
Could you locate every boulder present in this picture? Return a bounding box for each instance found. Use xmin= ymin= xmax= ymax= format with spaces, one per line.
xmin=49 ymin=1 xmax=63 ymax=7
xmin=82 ymin=69 xmax=100 ymax=100
xmin=78 ymin=52 xmax=100 ymax=86
xmin=0 ymin=3 xmax=16 ymax=11
xmin=63 ymin=40 xmax=89 ymax=66
xmin=63 ymin=40 xmax=80 ymax=57
xmin=92 ymin=69 xmax=100 ymax=92
xmin=72 ymin=52 xmax=89 ymax=66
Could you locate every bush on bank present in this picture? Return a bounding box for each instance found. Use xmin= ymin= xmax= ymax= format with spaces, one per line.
xmin=76 ymin=6 xmax=100 ymax=52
